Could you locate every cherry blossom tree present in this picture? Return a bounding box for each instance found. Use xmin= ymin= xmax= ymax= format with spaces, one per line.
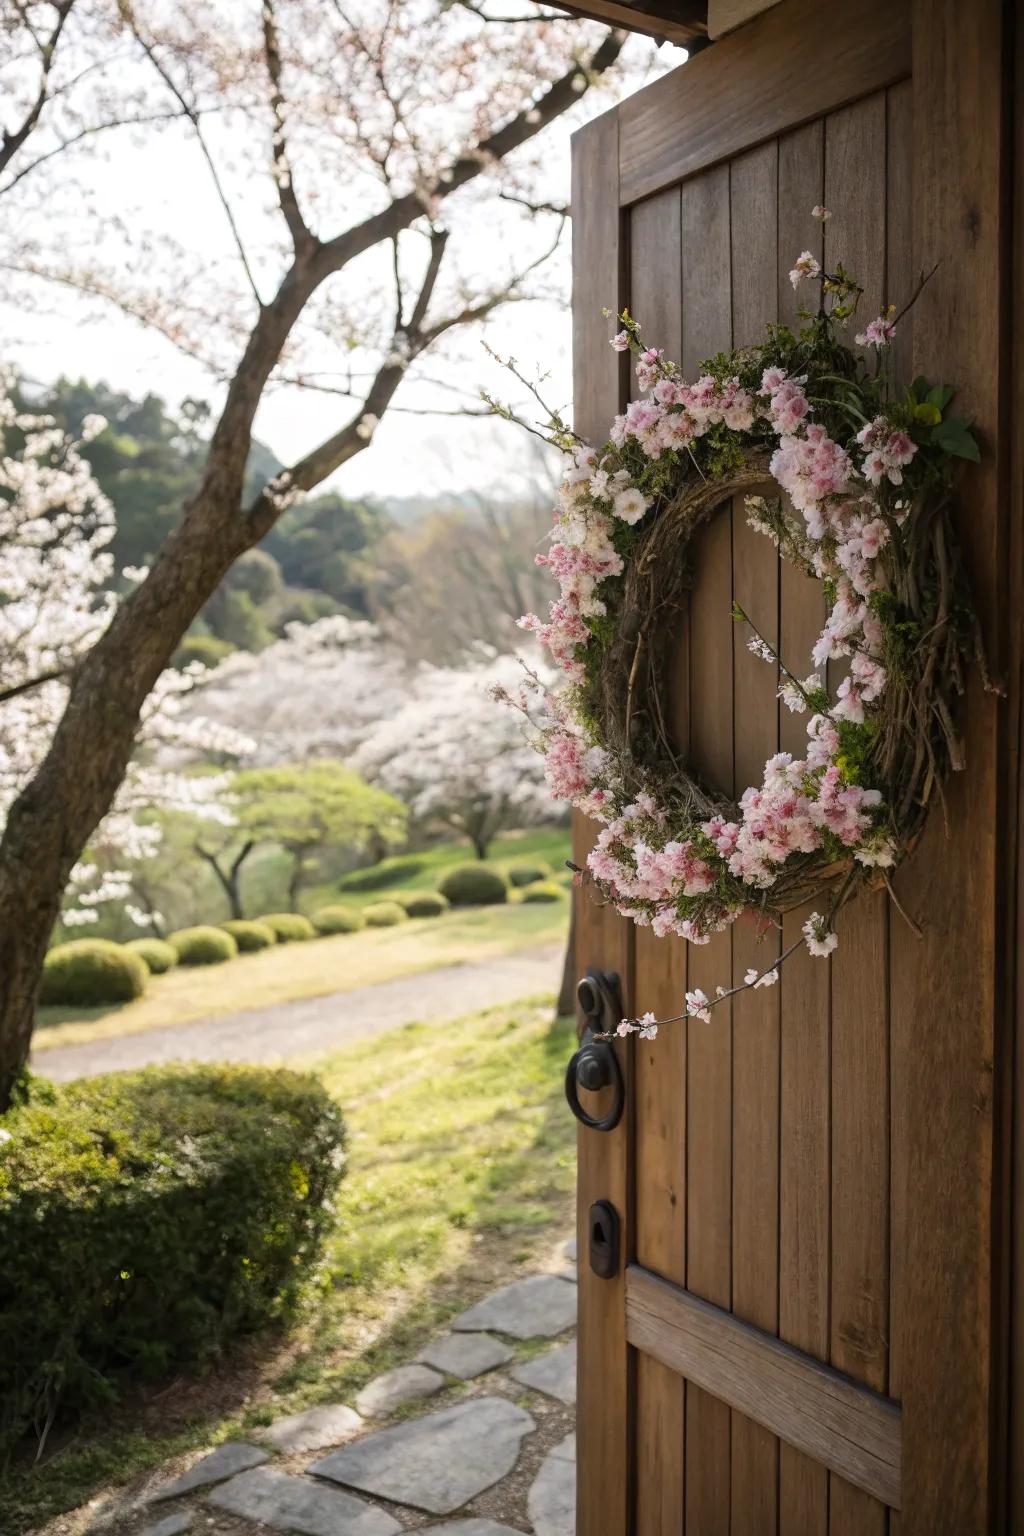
xmin=0 ymin=1 xmax=655 ymax=1103
xmin=352 ymin=649 xmax=559 ymax=858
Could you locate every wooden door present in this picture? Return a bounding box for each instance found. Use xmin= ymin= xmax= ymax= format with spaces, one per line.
xmin=570 ymin=3 xmax=1013 ymax=1533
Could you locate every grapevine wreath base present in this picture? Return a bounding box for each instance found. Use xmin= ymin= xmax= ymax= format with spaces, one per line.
xmin=498 ymin=207 xmax=987 ymax=1034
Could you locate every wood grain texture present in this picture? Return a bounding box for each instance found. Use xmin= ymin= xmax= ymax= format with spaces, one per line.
xmin=571 ymin=109 xmax=635 ymax=1536
xmin=618 ymin=0 xmax=910 ymax=206
xmin=823 ymin=91 xmax=891 ymax=1536
xmin=1011 ymin=8 xmax=1024 ymax=1529
xmin=729 ymin=147 xmax=781 ymax=1532
xmin=629 ymin=187 xmax=687 ymax=1536
xmin=681 ymin=158 xmax=734 ymax=1536
xmin=889 ymin=5 xmax=1007 ymax=1533
xmin=627 ymin=1265 xmax=902 ymax=1509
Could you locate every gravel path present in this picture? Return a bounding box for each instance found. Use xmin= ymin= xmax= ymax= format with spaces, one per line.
xmin=35 ymin=943 xmax=564 ymax=1081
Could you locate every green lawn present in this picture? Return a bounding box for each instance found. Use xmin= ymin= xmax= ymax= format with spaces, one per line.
xmin=35 ymin=899 xmax=569 ymax=1051
xmin=323 ymin=827 xmax=573 ymax=909
xmin=4 ymin=998 xmax=576 ymax=1535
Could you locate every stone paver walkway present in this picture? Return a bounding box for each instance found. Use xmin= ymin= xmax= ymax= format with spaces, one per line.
xmin=122 ymin=1238 xmax=578 ymax=1536
xmin=35 ymin=944 xmax=563 ymax=1081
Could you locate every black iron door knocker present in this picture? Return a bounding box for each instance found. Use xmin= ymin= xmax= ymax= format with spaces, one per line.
xmin=564 ymin=968 xmax=625 ymax=1132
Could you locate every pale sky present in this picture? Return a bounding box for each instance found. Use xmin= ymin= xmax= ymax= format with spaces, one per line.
xmin=3 ymin=26 xmax=687 ymax=503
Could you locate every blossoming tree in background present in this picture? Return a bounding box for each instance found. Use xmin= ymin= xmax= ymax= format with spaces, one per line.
xmin=352 ymin=649 xmax=558 ymax=859
xmin=0 ymin=0 xmax=663 ymax=1104
xmin=0 ymin=372 xmax=243 ymax=937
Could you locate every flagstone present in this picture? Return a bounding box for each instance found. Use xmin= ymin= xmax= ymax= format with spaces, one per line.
xmin=527 ymin=1446 xmax=575 ymax=1536
xmin=417 ymin=1331 xmax=514 ymax=1380
xmin=310 ymin=1396 xmax=534 ymax=1516
xmin=206 ymin=1466 xmax=400 ymax=1536
xmin=149 ymin=1442 xmax=269 ymax=1502
xmin=451 ymin=1275 xmax=577 ymax=1340
xmin=257 ymin=1403 xmax=363 ymax=1453
xmin=510 ymin=1340 xmax=576 ymax=1405
xmin=354 ymin=1363 xmax=444 ymax=1418
xmin=140 ymin=1513 xmax=193 ymax=1536
xmin=421 ymin=1523 xmax=522 ymax=1535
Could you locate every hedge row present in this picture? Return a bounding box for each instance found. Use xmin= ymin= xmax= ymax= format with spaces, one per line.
xmin=0 ymin=1065 xmax=346 ymax=1455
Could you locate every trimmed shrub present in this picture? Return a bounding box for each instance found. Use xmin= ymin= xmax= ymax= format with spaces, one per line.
xmin=0 ymin=1064 xmax=346 ymax=1454
xmin=220 ymin=919 xmax=277 ymax=953
xmin=40 ymin=940 xmax=148 ymax=1007
xmin=125 ymin=937 xmax=178 ymax=975
xmin=169 ymin=925 xmax=238 ymax=966
xmin=311 ymin=906 xmax=366 ymax=936
xmin=260 ymin=912 xmax=317 ymax=943
xmin=506 ymin=859 xmax=553 ymax=888
xmin=337 ymin=855 xmax=426 ymax=893
xmin=363 ymin=900 xmax=409 ymax=928
xmin=397 ymin=891 xmax=450 ymax=919
xmin=520 ymin=880 xmax=567 ymax=904
xmin=438 ymin=863 xmax=509 ymax=907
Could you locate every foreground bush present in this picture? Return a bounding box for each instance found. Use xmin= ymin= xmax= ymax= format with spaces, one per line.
xmin=169 ymin=925 xmax=238 ymax=966
xmin=506 ymin=859 xmax=552 ymax=888
xmin=338 ymin=855 xmax=426 ymax=893
xmin=40 ymin=940 xmax=148 ymax=1007
xmin=363 ymin=900 xmax=408 ymax=927
xmin=438 ymin=863 xmax=509 ymax=907
xmin=261 ymin=912 xmax=317 ymax=942
xmin=520 ymin=880 xmax=566 ymax=904
xmin=311 ymin=906 xmax=366 ymax=936
xmin=125 ymin=937 xmax=179 ymax=975
xmin=221 ymin=919 xmax=277 ymax=952
xmin=397 ymin=891 xmax=450 ymax=919
xmin=0 ymin=1064 xmax=346 ymax=1455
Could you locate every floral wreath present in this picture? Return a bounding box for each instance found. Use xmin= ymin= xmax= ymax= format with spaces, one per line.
xmin=498 ymin=206 xmax=986 ymax=1037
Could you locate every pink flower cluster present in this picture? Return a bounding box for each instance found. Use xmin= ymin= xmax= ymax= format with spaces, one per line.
xmin=856 ymin=417 xmax=916 ymax=487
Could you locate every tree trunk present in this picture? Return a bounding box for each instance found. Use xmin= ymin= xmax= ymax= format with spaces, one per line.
xmin=557 ymin=896 xmax=577 ymax=1018
xmin=472 ymin=833 xmax=490 ymax=860
xmin=286 ymin=853 xmax=303 ymax=912
xmin=195 ymin=840 xmax=254 ymax=921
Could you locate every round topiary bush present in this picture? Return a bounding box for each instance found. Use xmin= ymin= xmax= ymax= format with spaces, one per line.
xmin=169 ymin=926 xmax=238 ymax=966
xmin=125 ymin=938 xmax=179 ymax=975
xmin=220 ymin=919 xmax=277 ymax=953
xmin=438 ymin=863 xmax=509 ymax=907
xmin=311 ymin=906 xmax=366 ymax=936
xmin=397 ymin=891 xmax=450 ymax=919
xmin=338 ymin=855 xmax=426 ymax=893
xmin=520 ymin=880 xmax=567 ymax=904
xmin=260 ymin=913 xmax=316 ymax=943
xmin=363 ymin=900 xmax=409 ymax=927
xmin=506 ymin=859 xmax=553 ymax=888
xmin=0 ymin=1064 xmax=346 ymax=1456
xmin=40 ymin=940 xmax=148 ymax=1007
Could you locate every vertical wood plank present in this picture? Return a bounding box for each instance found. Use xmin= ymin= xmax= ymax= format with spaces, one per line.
xmin=777 ymin=105 xmax=829 ymax=1536
xmin=629 ymin=187 xmax=687 ymax=1536
xmin=890 ymin=5 xmax=1007 ymax=1533
xmin=778 ymin=120 xmax=824 ymax=336
xmin=681 ymin=160 xmax=733 ymax=1536
xmin=885 ymin=81 xmax=915 ymax=388
xmin=823 ymin=91 xmax=891 ymax=1536
xmin=730 ymin=135 xmax=782 ymax=1536
xmin=1010 ymin=7 xmax=1024 ymax=1528
xmin=571 ymin=109 xmax=634 ymax=1536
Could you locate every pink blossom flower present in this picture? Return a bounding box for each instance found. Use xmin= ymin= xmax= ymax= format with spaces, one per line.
xmin=802 ymin=912 xmax=838 ymax=957
xmin=789 ymin=250 xmax=821 ymax=288
xmin=613 ymin=486 xmax=648 ymax=524
xmin=686 ymin=988 xmax=712 ymax=1022
xmin=811 ymin=205 xmax=832 ymax=221
xmin=855 ymin=308 xmax=897 ymax=349
xmin=610 ymin=330 xmax=630 ymax=351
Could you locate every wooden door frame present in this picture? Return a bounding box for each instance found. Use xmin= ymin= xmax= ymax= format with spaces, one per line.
xmin=570 ymin=2 xmax=1014 ymax=1530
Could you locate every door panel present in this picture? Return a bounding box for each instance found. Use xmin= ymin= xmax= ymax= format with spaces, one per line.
xmin=571 ymin=0 xmax=1009 ymax=1530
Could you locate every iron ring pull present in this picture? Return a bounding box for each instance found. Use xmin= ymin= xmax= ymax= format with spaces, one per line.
xmin=564 ymin=969 xmax=625 ymax=1133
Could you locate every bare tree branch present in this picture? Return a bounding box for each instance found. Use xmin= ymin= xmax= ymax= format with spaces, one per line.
xmin=261 ymin=0 xmax=314 ymax=253
xmin=0 ymin=0 xmax=75 ymax=179
xmin=120 ymin=2 xmax=265 ymax=305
